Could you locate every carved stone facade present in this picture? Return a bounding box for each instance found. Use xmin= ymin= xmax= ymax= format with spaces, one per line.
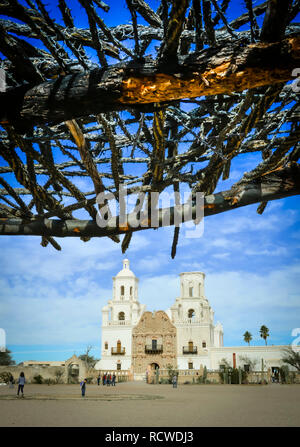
xmin=132 ymin=311 xmax=177 ymax=375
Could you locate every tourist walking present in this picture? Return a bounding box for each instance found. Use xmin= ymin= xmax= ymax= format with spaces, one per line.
xmin=112 ymin=373 xmax=116 ymax=386
xmin=107 ymin=374 xmax=111 ymax=386
xmin=97 ymin=374 xmax=101 ymax=386
xmin=172 ymin=374 xmax=177 ymax=388
xmin=9 ymin=374 xmax=14 ymax=389
xmin=103 ymin=374 xmax=106 ymax=385
xmin=80 ymin=379 xmax=87 ymax=397
xmin=17 ymin=372 xmax=25 ymax=397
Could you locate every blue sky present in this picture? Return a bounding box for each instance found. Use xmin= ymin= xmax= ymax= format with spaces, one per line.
xmin=0 ymin=1 xmax=300 ymax=364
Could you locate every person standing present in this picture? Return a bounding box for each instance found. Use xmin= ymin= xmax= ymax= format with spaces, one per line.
xmin=9 ymin=374 xmax=14 ymax=389
xmin=172 ymin=374 xmax=177 ymax=388
xmin=80 ymin=379 xmax=87 ymax=397
xmin=17 ymin=372 xmax=25 ymax=397
xmin=112 ymin=373 xmax=116 ymax=386
xmin=97 ymin=374 xmax=101 ymax=386
xmin=107 ymin=374 xmax=111 ymax=386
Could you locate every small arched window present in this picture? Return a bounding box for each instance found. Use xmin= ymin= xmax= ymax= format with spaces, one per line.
xmin=118 ymin=312 xmax=125 ymax=321
xmin=130 ymin=286 xmax=133 ymax=296
xmin=104 ymin=342 xmax=108 ymax=350
xmin=202 ymin=341 xmax=206 ymax=348
xmin=189 ymin=286 xmax=193 ymax=297
xmin=188 ymin=309 xmax=195 ymax=319
xmin=120 ymin=285 xmax=124 ymax=296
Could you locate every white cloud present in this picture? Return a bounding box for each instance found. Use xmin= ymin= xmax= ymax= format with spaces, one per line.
xmin=0 ymin=273 xmax=110 ymax=345
xmin=244 ymin=246 xmax=288 ymax=256
xmin=219 ymin=209 xmax=297 ymax=235
xmin=211 ymin=238 xmax=239 ymax=249
xmin=212 ymin=252 xmax=230 ymax=259
xmin=139 ymin=274 xmax=179 ymax=311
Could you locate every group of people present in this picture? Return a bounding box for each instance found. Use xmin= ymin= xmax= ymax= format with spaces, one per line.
xmin=10 ymin=371 xmax=177 ymax=399
xmin=9 ymin=372 xmax=118 ymax=399
xmin=80 ymin=373 xmax=117 ymax=397
xmin=97 ymin=373 xmax=116 ymax=386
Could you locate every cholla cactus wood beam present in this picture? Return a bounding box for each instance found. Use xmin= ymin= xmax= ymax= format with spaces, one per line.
xmin=0 ymin=0 xmax=299 ymax=255
xmin=2 ymin=35 xmax=299 ymax=129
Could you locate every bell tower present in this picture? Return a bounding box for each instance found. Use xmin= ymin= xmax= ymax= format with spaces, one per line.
xmin=113 ymin=259 xmax=138 ymax=303
xmin=95 ymin=259 xmax=145 ymax=372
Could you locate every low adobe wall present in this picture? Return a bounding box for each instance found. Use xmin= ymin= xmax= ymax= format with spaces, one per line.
xmin=0 ymin=365 xmax=65 ymax=383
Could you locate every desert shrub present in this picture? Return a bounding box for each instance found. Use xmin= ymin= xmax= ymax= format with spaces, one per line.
xmin=55 ymin=369 xmax=64 ymax=384
xmin=219 ymin=371 xmax=225 ymax=383
xmin=33 ymin=374 xmax=44 ymax=384
xmin=117 ymin=375 xmax=127 ymax=383
xmin=279 ymin=365 xmax=290 ymax=384
xmin=0 ymin=371 xmax=12 ymax=383
xmin=166 ymin=364 xmax=178 ymax=384
xmin=290 ymin=372 xmax=296 ymax=384
xmin=219 ymin=368 xmax=247 ymax=384
xmin=230 ymin=368 xmax=248 ymax=384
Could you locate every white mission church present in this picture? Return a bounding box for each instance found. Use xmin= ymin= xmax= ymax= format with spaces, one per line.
xmin=94 ymin=259 xmax=296 ymax=380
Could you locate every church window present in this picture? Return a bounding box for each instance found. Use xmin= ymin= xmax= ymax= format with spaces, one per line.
xmin=189 ymin=286 xmax=193 ymax=297
xmin=202 ymin=341 xmax=206 ymax=348
xmin=104 ymin=342 xmax=108 ymax=350
xmin=188 ymin=309 xmax=195 ymax=319
xmin=118 ymin=312 xmax=125 ymax=321
xmin=120 ymin=285 xmax=125 ymax=296
xmin=130 ymin=286 xmax=133 ymax=296
xmin=117 ymin=363 xmax=121 ymax=370
xmin=188 ymin=362 xmax=193 ymax=370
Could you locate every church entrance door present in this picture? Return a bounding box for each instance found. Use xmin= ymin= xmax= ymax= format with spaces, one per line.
xmin=150 ymin=362 xmax=159 ymax=370
xmin=147 ymin=363 xmax=160 ymax=384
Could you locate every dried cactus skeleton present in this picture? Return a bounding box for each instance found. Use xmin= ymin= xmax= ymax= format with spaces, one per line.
xmin=0 ymin=0 xmax=299 ymax=256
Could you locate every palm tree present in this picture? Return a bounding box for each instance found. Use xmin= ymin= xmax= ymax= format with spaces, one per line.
xmin=243 ymin=331 xmax=252 ymax=346
xmin=259 ymin=325 xmax=270 ymax=345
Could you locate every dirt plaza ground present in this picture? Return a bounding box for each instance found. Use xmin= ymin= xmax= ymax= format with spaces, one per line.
xmin=0 ymin=381 xmax=299 ymax=427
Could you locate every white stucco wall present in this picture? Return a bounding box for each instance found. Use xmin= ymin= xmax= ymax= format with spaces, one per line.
xmin=208 ymin=346 xmax=300 ymax=371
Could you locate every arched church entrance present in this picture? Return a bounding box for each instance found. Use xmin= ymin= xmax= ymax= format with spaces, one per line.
xmin=150 ymin=362 xmax=160 ymax=370
xmin=68 ymin=363 xmax=79 ymax=383
xmin=146 ymin=362 xmax=160 ymax=384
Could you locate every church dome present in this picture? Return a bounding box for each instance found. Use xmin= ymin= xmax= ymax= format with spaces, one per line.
xmin=115 ymin=259 xmax=136 ymax=277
